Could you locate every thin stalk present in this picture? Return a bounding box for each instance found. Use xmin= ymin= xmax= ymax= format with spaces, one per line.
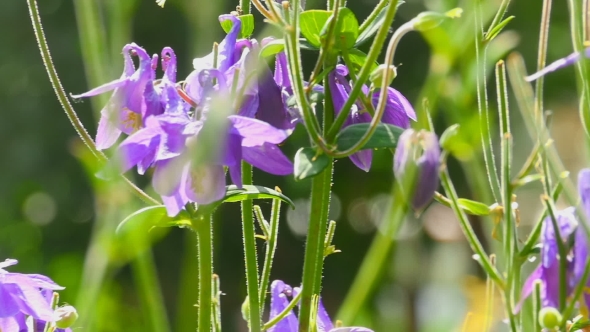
xmin=241 ymin=0 xmax=251 ymax=15
xmin=194 ymin=210 xmax=214 ymax=332
xmin=475 ymin=1 xmax=501 ymax=202
xmin=534 ymin=0 xmax=552 ymax=124
xmin=212 ymin=274 xmax=222 ymax=332
xmin=567 ymin=0 xmax=590 ymax=138
xmin=358 ymin=0 xmax=389 ymax=35
xmin=483 ymin=255 xmax=496 ymax=332
xmin=485 ymin=0 xmax=512 ymax=37
xmin=298 ymin=161 xmax=334 ymax=332
xmin=241 ymin=162 xmax=262 ymax=332
xmin=336 ymin=185 xmax=409 ymax=324
xmin=440 ymin=160 xmax=505 ymax=289
xmin=258 ymin=198 xmax=282 ymax=311
xmin=263 ymin=291 xmax=303 ymax=330
xmin=131 ymin=250 xmax=171 ymax=332
xmin=26 ymin=0 xmax=160 ymax=205
xmin=532 ymin=280 xmax=542 ymax=332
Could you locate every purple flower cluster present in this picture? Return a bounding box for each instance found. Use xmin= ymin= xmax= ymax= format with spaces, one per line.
xmin=73 ymin=15 xmax=297 ymax=216
xmin=0 ymin=259 xmax=70 ymax=332
xmin=328 ymin=65 xmax=416 ymax=171
xmin=269 ymin=280 xmax=373 ymax=332
xmin=519 ymin=169 xmax=590 ymax=311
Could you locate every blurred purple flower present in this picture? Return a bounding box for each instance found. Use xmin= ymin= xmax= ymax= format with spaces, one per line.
xmin=0 ymin=259 xmax=65 ymax=331
xmin=329 ymin=64 xmax=416 ymax=171
xmin=526 ymin=47 xmax=590 ymax=82
xmin=573 ymin=169 xmax=590 ymax=308
xmin=71 ymin=43 xmax=158 ymax=149
xmin=268 ymin=280 xmax=373 ymax=332
xmin=518 ymin=208 xmax=577 ymax=311
xmin=393 ymin=129 xmax=440 ymax=210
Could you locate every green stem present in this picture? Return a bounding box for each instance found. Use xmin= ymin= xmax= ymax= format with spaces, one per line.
xmin=131 ymin=249 xmax=171 ymax=332
xmin=241 ymin=162 xmax=262 ymax=332
xmin=26 ymin=0 xmax=160 ymax=206
xmin=568 ymin=0 xmax=590 ymax=139
xmin=532 ymin=280 xmax=541 ymax=332
xmin=299 ymin=161 xmax=334 ymax=332
xmin=544 ymin=200 xmax=567 ymax=311
xmin=336 ymin=186 xmax=408 ymax=324
xmin=561 ymin=256 xmax=590 ymax=327
xmin=193 ymin=209 xmax=213 ymax=332
xmin=358 ymin=0 xmax=389 ymax=35
xmin=241 ymin=0 xmax=251 ymax=14
xmin=263 ymin=291 xmax=303 ymax=330
xmin=440 ymin=160 xmax=505 ymax=289
xmin=475 ymin=1 xmax=501 ymax=202
xmin=212 ymin=274 xmax=222 ymax=332
xmin=485 ymin=0 xmax=512 ymax=37
xmin=258 ymin=199 xmax=282 ymax=312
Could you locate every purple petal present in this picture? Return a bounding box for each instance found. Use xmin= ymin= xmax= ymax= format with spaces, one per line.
xmin=349 ymin=150 xmax=372 ymax=172
xmin=224 ymin=134 xmax=243 ymax=187
xmin=184 ymin=164 xmax=226 ymax=205
xmin=70 ymin=78 xmax=128 ymax=98
xmin=95 ymin=107 xmax=123 ymax=150
xmin=274 ymin=52 xmax=291 ymax=89
xmin=254 ymin=64 xmax=294 ymax=130
xmin=217 ymin=15 xmax=241 ymax=72
xmin=316 ymin=298 xmax=334 ymax=331
xmin=526 ymin=47 xmax=590 ymax=82
xmin=0 ymin=259 xmax=18 ymax=269
xmin=3 ymin=282 xmax=54 ymax=321
xmin=242 ymin=143 xmax=293 ymax=175
xmin=0 ymin=285 xmax=21 ymax=318
xmin=228 ymin=116 xmax=289 ymax=146
xmin=0 ymin=314 xmax=26 ymax=332
xmin=161 ymin=188 xmax=189 ymax=217
xmin=117 ymin=123 xmax=161 ymax=172
xmin=330 ymin=328 xmax=374 ymax=332
xmin=515 ymin=266 xmax=542 ymax=313
xmin=269 ymin=280 xmax=298 ymax=332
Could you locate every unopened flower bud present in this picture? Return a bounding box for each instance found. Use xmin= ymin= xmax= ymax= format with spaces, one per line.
xmin=241 ymin=296 xmax=250 ymax=322
xmin=54 ymin=305 xmax=78 ymax=329
xmin=370 ymin=64 xmax=397 ymax=88
xmin=393 ymin=129 xmax=440 ymax=210
xmin=412 ymin=8 xmax=463 ymax=32
xmin=538 ymin=307 xmax=562 ymax=330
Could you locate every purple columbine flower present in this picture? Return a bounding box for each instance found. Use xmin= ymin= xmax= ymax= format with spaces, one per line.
xmin=71 ymin=43 xmax=158 ymax=149
xmin=518 ymin=208 xmax=578 ymax=311
xmin=268 ymin=280 xmax=373 ymax=332
xmin=526 ymin=47 xmax=590 ymax=82
xmin=393 ymin=129 xmax=440 ymax=210
xmin=329 ymin=64 xmax=416 ymax=171
xmin=0 ymin=259 xmax=65 ymax=331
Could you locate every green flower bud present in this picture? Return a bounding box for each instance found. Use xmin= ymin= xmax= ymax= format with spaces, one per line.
xmin=241 ymin=296 xmax=250 ymax=322
xmin=55 ymin=305 xmax=78 ymax=329
xmin=538 ymin=307 xmax=562 ymax=330
xmin=370 ymin=64 xmax=397 ymax=88
xmin=412 ymin=8 xmax=463 ymax=32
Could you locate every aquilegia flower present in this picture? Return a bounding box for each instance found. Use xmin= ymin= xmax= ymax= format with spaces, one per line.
xmin=526 ymin=47 xmax=590 ymax=82
xmin=572 ymin=168 xmax=590 ymax=308
xmin=329 ymin=64 xmax=416 ymax=171
xmin=0 ymin=259 xmax=65 ymax=331
xmin=268 ymin=280 xmax=373 ymax=332
xmin=72 ymin=43 xmax=157 ymax=149
xmin=393 ymin=129 xmax=440 ymax=210
xmin=519 ymin=208 xmax=577 ymax=310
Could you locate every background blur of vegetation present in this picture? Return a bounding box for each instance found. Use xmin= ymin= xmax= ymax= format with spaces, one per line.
xmin=0 ymin=0 xmax=585 ymax=331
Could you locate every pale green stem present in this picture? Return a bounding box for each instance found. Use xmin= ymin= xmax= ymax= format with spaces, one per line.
xmin=486 ymin=0 xmax=512 ymax=37
xmin=258 ymin=199 xmax=282 ymax=312
xmin=263 ymin=291 xmax=302 ymax=330
xmin=131 ymin=249 xmax=171 ymax=332
xmin=193 ymin=209 xmax=213 ymax=332
xmin=241 ymin=162 xmax=262 ymax=332
xmin=212 ymin=274 xmax=222 ymax=332
xmin=358 ymin=0 xmax=389 ymax=35
xmin=568 ymin=0 xmax=590 ymax=139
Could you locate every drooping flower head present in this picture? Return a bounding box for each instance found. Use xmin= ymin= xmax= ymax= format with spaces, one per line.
xmin=72 ymin=43 xmax=158 ymax=149
xmin=0 ymin=259 xmax=65 ymax=331
xmin=268 ymin=280 xmax=373 ymax=332
xmin=329 ymin=64 xmax=416 ymax=171
xmin=519 ymin=208 xmax=578 ymax=310
xmin=393 ymin=129 xmax=440 ymax=210
xmin=526 ymin=47 xmax=590 ymax=82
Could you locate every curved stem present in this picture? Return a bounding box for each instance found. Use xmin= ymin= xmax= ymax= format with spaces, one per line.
xmin=193 ymin=209 xmax=213 ymax=332
xmin=440 ymin=160 xmax=505 ymax=289
xmin=241 ymin=162 xmax=262 ymax=332
xmin=26 ymin=0 xmax=160 ymax=205
xmin=258 ymin=198 xmax=282 ymax=312
xmin=326 ymin=1 xmax=403 ymax=142
xmin=262 ymin=291 xmax=302 ymax=330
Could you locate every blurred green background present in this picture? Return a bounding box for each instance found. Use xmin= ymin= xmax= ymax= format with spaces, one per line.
xmin=1 ymin=0 xmax=585 ymax=331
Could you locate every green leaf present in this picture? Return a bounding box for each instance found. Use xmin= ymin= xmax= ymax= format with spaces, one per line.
xmin=355 ymin=1 xmax=405 ymax=46
xmin=116 ymin=205 xmax=192 ymax=235
xmin=335 ymin=123 xmax=405 ymax=151
xmin=300 ymin=10 xmax=332 ymax=47
xmin=220 ymin=14 xmax=255 ymax=39
xmin=294 ymin=147 xmax=330 ymax=181
xmin=223 ymin=185 xmax=295 ymax=208
xmin=260 ymin=39 xmax=285 ymax=57
xmin=335 ymin=7 xmax=359 ymax=50
xmin=347 ymin=49 xmax=378 ymax=74
xmin=457 ymin=199 xmax=491 ymax=216
xmin=485 ymin=16 xmax=514 ymax=42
